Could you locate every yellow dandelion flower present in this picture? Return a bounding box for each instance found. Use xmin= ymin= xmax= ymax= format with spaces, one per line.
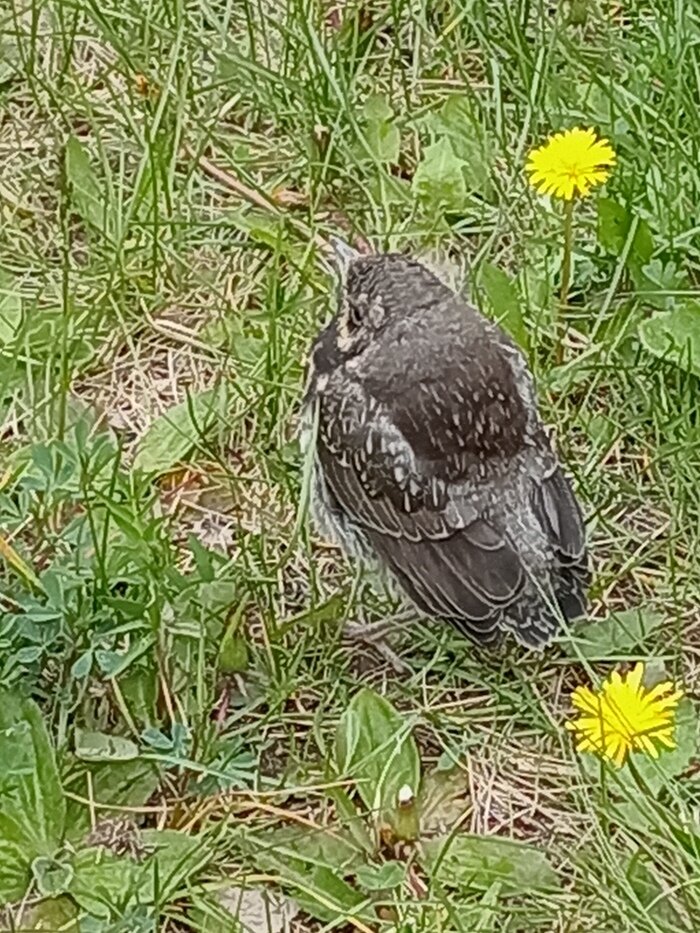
xmin=566 ymin=662 xmax=683 ymax=767
xmin=526 ymin=127 xmax=616 ymax=200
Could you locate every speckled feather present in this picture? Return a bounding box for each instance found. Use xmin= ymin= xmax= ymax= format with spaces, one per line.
xmin=302 ymin=252 xmax=589 ymax=647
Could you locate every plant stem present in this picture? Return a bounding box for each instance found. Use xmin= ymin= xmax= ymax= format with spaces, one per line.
xmin=557 ymin=197 xmax=576 ymax=364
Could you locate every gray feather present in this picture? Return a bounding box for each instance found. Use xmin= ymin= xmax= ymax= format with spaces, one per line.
xmin=303 ymin=252 xmax=589 ymax=648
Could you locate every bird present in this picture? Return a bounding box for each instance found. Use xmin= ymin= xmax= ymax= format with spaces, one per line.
xmin=300 ymin=239 xmax=589 ymax=649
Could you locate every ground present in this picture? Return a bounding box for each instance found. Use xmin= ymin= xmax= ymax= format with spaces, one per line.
xmin=1 ymin=1 xmax=700 ymax=930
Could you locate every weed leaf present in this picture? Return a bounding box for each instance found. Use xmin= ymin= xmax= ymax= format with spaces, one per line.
xmin=565 ymin=607 xmax=664 ymax=660
xmin=422 ymin=834 xmax=560 ymax=893
xmin=133 ymin=386 xmax=227 ymax=475
xmin=0 ymin=692 xmax=65 ymax=902
xmin=412 ymin=137 xmax=468 ymax=211
xmin=65 ymin=135 xmax=111 ymax=238
xmin=477 ymin=261 xmax=528 ymax=350
xmin=335 ymin=687 xmax=420 ymax=836
xmin=638 ymin=302 xmax=700 ymax=376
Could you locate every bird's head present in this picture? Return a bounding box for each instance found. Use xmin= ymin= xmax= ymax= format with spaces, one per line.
xmin=327 ymin=238 xmax=446 ymax=356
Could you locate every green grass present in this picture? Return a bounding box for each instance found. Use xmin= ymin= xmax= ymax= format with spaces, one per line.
xmin=2 ymin=0 xmax=700 ymax=929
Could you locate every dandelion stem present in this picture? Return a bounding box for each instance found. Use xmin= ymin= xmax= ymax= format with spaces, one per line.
xmin=557 ymin=197 xmax=575 ymax=364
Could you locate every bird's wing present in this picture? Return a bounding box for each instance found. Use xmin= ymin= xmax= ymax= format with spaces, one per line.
xmin=316 ymin=379 xmax=525 ymax=641
xmin=532 ymin=465 xmax=586 ymax=566
xmin=531 ymin=464 xmax=589 ymax=620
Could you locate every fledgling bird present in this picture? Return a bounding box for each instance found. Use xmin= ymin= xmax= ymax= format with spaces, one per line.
xmin=301 ymin=242 xmax=589 ymax=648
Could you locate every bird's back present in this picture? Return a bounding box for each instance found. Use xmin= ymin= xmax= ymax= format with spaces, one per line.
xmin=306 ymin=252 xmax=589 ymax=646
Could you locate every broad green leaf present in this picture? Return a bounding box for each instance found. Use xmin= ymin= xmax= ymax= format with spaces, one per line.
xmin=141 ymin=828 xmax=213 ymax=902
xmin=90 ymin=758 xmax=161 ymax=810
xmin=0 ymin=692 xmax=65 ymax=902
xmin=74 ymin=729 xmax=139 ymax=762
xmin=430 ymin=96 xmax=492 ymax=197
xmin=324 ymin=784 xmax=375 ymax=855
xmin=31 ymin=856 xmax=74 ymax=897
xmin=363 ymin=93 xmax=393 ymax=122
xmin=226 ymin=825 xmax=368 ymax=924
xmin=0 ymin=273 xmax=22 ymax=345
xmin=64 ymin=758 xmax=162 ymax=841
xmin=70 ymin=829 xmax=211 ymax=917
xmin=596 ymin=199 xmax=653 ymax=266
xmin=597 ymin=197 xmax=628 ymax=254
xmin=218 ymin=628 xmax=249 ymax=673
xmin=565 ymin=607 xmax=664 ymax=660
xmin=638 ymin=302 xmax=700 ymax=375
xmin=634 ymin=259 xmax=688 ymax=310
xmin=477 ymin=262 xmax=528 ymax=350
xmin=119 ymin=665 xmax=158 ymax=724
xmin=360 ymin=94 xmax=401 ymax=164
xmin=228 ymin=209 xmax=285 ymax=249
xmin=307 ymin=865 xmax=367 ymax=919
xmin=241 ymin=825 xmax=364 ymax=875
xmin=412 ymin=137 xmax=468 ymax=211
xmin=422 ymin=834 xmax=560 ymax=893
xmin=335 ymin=687 xmax=421 ymax=836
xmin=365 ymin=120 xmax=401 ymax=164
xmin=133 ymin=386 xmax=227 ymax=474
xmin=355 ymin=860 xmax=405 ymax=891
xmin=69 ymin=849 xmax=138 ymax=919
xmin=626 ymin=855 xmax=684 ymax=928
xmin=65 ymin=135 xmax=111 ymax=237
xmin=625 ymin=698 xmax=697 ymax=795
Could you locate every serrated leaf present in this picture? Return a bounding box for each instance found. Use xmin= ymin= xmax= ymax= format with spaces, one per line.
xmin=0 ymin=692 xmax=65 ymax=902
xmin=477 ymin=262 xmax=528 ymax=350
xmin=638 ymin=303 xmax=700 ymax=376
xmin=412 ymin=137 xmax=468 ymax=211
xmin=422 ymin=834 xmax=560 ymax=894
xmin=565 ymin=607 xmax=664 ymax=660
xmin=335 ymin=687 xmax=421 ymax=836
xmin=133 ymin=386 xmax=227 ymax=474
xmin=74 ymin=729 xmax=139 ymax=762
xmin=65 ymin=135 xmax=111 ymax=237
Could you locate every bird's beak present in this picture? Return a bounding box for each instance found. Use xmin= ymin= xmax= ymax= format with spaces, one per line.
xmin=327 ymin=236 xmax=359 ymax=278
